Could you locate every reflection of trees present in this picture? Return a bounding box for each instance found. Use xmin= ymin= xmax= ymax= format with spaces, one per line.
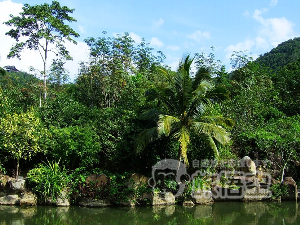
xmin=0 ymin=202 xmax=299 ymax=224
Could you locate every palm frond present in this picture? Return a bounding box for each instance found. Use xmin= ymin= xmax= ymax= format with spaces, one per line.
xmin=193 ymin=80 xmax=214 ymax=97
xmin=157 ymin=114 xmax=180 ymax=137
xmin=135 ymin=127 xmax=158 ymax=154
xmin=193 ymin=67 xmax=211 ymax=90
xmin=206 ymin=135 xmax=219 ymax=157
xmin=192 ymin=122 xmax=230 ymax=145
xmin=200 ymin=116 xmax=234 ymax=128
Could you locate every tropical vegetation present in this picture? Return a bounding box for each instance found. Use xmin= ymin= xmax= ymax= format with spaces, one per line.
xmin=1 ymin=0 xmax=300 ymax=204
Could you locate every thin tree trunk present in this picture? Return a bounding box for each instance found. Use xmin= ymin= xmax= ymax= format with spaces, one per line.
xmin=43 ymin=40 xmax=48 ymax=101
xmin=16 ymin=159 xmax=19 ymax=179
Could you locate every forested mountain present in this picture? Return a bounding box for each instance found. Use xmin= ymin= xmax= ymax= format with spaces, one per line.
xmin=256 ymin=37 xmax=300 ymax=71
xmin=255 ymin=37 xmax=300 ymax=115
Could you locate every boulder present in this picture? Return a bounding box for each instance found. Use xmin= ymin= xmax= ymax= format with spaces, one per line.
xmin=282 ymin=177 xmax=297 ymax=200
xmin=85 ymin=174 xmax=109 ymax=187
xmin=20 ymin=192 xmax=37 ymax=206
xmin=78 ymin=198 xmax=112 ymax=207
xmin=183 ymin=200 xmax=194 ymax=206
xmin=127 ymin=173 xmax=148 ymax=189
xmin=240 ymin=156 xmax=257 ymax=176
xmin=212 ymin=186 xmax=243 ymax=201
xmin=0 ymin=175 xmax=11 ymax=191
xmin=152 ymin=192 xmax=175 ymax=205
xmin=8 ymin=178 xmax=25 ymax=193
xmin=243 ymin=187 xmax=272 ymax=202
xmin=56 ymin=189 xmax=70 ymax=207
xmin=192 ymin=190 xmax=213 ymax=205
xmin=0 ymin=194 xmax=20 ymax=205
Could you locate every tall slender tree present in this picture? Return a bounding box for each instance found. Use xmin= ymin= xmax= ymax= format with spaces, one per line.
xmin=4 ymin=1 xmax=79 ymax=102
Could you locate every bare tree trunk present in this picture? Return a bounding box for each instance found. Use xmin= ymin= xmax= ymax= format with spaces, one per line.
xmin=43 ymin=40 xmax=48 ymax=101
xmin=16 ymin=159 xmax=19 ymax=179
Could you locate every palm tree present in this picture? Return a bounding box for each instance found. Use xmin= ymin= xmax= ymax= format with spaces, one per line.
xmin=136 ymin=55 xmax=233 ymax=165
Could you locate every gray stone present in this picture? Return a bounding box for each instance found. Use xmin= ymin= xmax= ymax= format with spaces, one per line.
xmin=183 ymin=200 xmax=195 ymax=206
xmin=0 ymin=175 xmax=11 ymax=191
xmin=20 ymin=192 xmax=37 ymax=206
xmin=282 ymin=177 xmax=297 ymax=200
xmin=243 ymin=187 xmax=272 ymax=202
xmin=240 ymin=156 xmax=257 ymax=176
xmin=127 ymin=173 xmax=148 ymax=189
xmin=86 ymin=174 xmax=109 ymax=187
xmin=78 ymin=198 xmax=112 ymax=207
xmin=8 ymin=178 xmax=25 ymax=193
xmin=0 ymin=194 xmax=20 ymax=205
xmin=56 ymin=189 xmax=70 ymax=207
xmin=152 ymin=192 xmax=175 ymax=205
xmin=192 ymin=190 xmax=213 ymax=205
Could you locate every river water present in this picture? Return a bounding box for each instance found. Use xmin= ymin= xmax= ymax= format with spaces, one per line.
xmin=0 ymin=201 xmax=299 ymax=225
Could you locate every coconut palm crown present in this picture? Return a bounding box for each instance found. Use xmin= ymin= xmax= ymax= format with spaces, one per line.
xmin=136 ymin=55 xmax=233 ymax=165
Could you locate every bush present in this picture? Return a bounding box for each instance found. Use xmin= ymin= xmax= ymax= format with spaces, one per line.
xmin=270 ymin=183 xmax=289 ymax=199
xmin=26 ymin=160 xmax=69 ymax=203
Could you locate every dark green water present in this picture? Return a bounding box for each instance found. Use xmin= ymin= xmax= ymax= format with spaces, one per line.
xmin=0 ymin=201 xmax=299 ymax=225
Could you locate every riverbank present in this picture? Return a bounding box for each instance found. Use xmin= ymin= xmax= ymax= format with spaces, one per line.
xmin=0 ymin=171 xmax=298 ymax=207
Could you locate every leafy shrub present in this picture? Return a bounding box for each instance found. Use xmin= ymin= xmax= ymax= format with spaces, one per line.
xmin=270 ymin=183 xmax=289 ymax=199
xmin=26 ymin=160 xmax=69 ymax=203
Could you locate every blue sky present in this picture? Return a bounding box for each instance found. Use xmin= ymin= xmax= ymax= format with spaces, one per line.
xmin=0 ymin=0 xmax=299 ymax=80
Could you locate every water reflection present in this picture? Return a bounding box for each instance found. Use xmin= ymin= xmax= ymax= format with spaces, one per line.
xmin=0 ymin=202 xmax=299 ymax=225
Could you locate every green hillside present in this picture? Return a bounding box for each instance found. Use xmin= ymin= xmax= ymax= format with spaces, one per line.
xmin=256 ymin=37 xmax=300 ymax=71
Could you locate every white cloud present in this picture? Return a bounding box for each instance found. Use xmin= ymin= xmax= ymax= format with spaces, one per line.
xmin=224 ymin=39 xmax=255 ymax=60
xmin=150 ymin=37 xmax=164 ymax=47
xmin=0 ymin=0 xmax=88 ymax=81
xmin=243 ymin=10 xmax=250 ymax=17
xmin=270 ymin=0 xmax=278 ymax=7
xmin=224 ymin=7 xmax=296 ymax=64
xmin=129 ymin=32 xmax=142 ymax=44
xmin=78 ymin=25 xmax=86 ymax=34
xmin=167 ymin=45 xmax=180 ymax=51
xmin=64 ymin=41 xmax=90 ymax=81
xmin=253 ymin=9 xmax=295 ymax=47
xmin=153 ymin=18 xmax=164 ymax=29
xmin=187 ymin=30 xmax=211 ymax=42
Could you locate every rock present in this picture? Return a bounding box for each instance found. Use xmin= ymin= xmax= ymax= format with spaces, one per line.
xmin=8 ymin=178 xmax=26 ymax=193
xmin=56 ymin=189 xmax=70 ymax=207
xmin=271 ymin=178 xmax=281 ymax=185
xmin=240 ymin=156 xmax=257 ymax=176
xmin=20 ymin=192 xmax=37 ymax=206
xmin=192 ymin=190 xmax=213 ymax=205
xmin=194 ymin=205 xmax=212 ymax=219
xmin=183 ymin=200 xmax=194 ymax=206
xmin=243 ymin=187 xmax=272 ymax=202
xmin=152 ymin=192 xmax=175 ymax=205
xmin=282 ymin=177 xmax=297 ymax=200
xmin=78 ymin=198 xmax=112 ymax=207
xmin=212 ymin=186 xmax=243 ymax=201
xmin=0 ymin=175 xmax=11 ymax=191
xmin=120 ymin=199 xmax=136 ymax=207
xmin=127 ymin=173 xmax=148 ymax=189
xmin=85 ymin=174 xmax=109 ymax=187
xmin=0 ymin=194 xmax=20 ymax=205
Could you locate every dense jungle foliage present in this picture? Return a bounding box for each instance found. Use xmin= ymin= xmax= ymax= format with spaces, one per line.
xmin=1 ymin=32 xmax=300 ymax=189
